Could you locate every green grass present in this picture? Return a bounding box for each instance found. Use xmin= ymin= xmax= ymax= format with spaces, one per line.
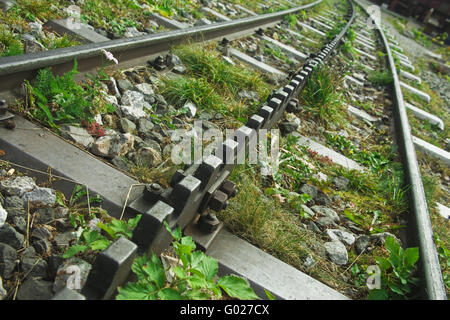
xmin=159 ymin=43 xmax=272 ymax=120
xmin=368 ymin=71 xmax=393 ymax=86
xmin=298 ymin=65 xmax=346 ymax=127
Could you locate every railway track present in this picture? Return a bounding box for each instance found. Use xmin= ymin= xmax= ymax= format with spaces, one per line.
xmin=0 ymin=0 xmax=447 ymax=300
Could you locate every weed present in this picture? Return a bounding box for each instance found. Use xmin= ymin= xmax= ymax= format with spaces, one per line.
xmin=116 ymin=222 xmax=260 ymax=300
xmin=299 ymin=65 xmax=345 ymax=127
xmin=23 ymin=59 xmax=115 ymax=129
xmin=368 ymin=71 xmax=393 ymax=86
xmin=368 ymin=236 xmax=420 ymax=299
xmin=284 ymin=14 xmax=298 ymax=28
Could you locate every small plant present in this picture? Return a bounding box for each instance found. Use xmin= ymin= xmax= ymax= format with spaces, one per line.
xmin=63 ymin=184 xmax=142 ymax=258
xmin=350 ymin=264 xmax=367 ymax=287
xmin=284 ymin=14 xmax=298 ymax=28
xmin=64 ymin=211 xmax=142 ymax=258
xmin=299 ymin=65 xmax=345 ymax=127
xmin=368 ymin=71 xmax=393 ymax=86
xmin=368 ymin=236 xmax=420 ymax=300
xmin=116 ymin=222 xmax=261 ymax=300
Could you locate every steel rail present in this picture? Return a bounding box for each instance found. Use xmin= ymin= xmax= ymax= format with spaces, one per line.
xmin=353 ymin=0 xmax=447 ymax=300
xmin=0 ymin=0 xmax=323 ymax=100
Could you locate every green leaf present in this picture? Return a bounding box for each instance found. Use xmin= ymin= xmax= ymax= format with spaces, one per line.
xmin=142 ymin=253 xmax=166 ymax=289
xmin=265 ymin=289 xmax=276 ymax=300
xmin=403 ymin=247 xmax=419 ymax=268
xmin=181 ymin=236 xmax=196 ymax=252
xmin=191 ymin=251 xmax=218 ymax=281
xmin=375 ymin=257 xmax=391 ymax=271
xmin=187 ymin=275 xmax=208 ymax=289
xmin=63 ymin=244 xmax=88 ymax=258
xmin=218 ymin=275 xmax=260 ymax=300
xmin=132 ymin=255 xmax=151 ymax=282
xmin=90 ymin=238 xmax=111 ymax=251
xmin=97 ymin=222 xmax=117 ymax=240
xmin=163 ymin=221 xmax=182 ymax=241
xmin=109 ymin=219 xmax=129 ymax=235
xmin=388 ymin=281 xmax=405 ymax=296
xmin=367 ymin=289 xmax=389 ymax=300
xmin=127 ymin=214 xmax=142 ymax=230
xmin=157 ymin=288 xmax=184 ymax=300
xmin=385 ymin=236 xmax=401 ymax=255
xmin=172 ymin=266 xmax=187 ymax=279
xmin=116 ymin=282 xmax=157 ymax=300
xmin=83 ymin=230 xmax=102 ymax=244
xmin=184 ymin=288 xmax=211 ymax=300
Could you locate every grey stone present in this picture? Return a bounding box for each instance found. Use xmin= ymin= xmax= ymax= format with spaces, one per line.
xmin=299 ymin=184 xmax=318 ymax=199
xmin=54 ymin=232 xmax=77 ymax=251
xmin=121 ymin=90 xmax=152 ymax=111
xmin=0 ymin=203 xmax=6 ymax=228
xmin=302 ymin=254 xmax=316 ymax=268
xmin=47 ymin=254 xmax=64 ymax=279
xmin=138 ymin=118 xmax=154 ymax=134
xmin=54 ymin=258 xmax=92 ymax=293
xmin=31 ymin=227 xmax=52 ymax=241
xmin=120 ymin=118 xmax=136 ymax=133
xmin=166 ymin=54 xmax=186 ymax=74
xmin=0 ymin=224 xmax=24 ymax=249
xmin=55 ymin=207 xmax=69 ymax=219
xmin=311 ymin=206 xmax=340 ymax=223
xmin=91 ymin=133 xmax=134 ymax=158
xmin=238 ymin=90 xmax=260 ymax=102
xmin=135 ymin=147 xmax=163 ymax=167
xmin=111 ymin=156 xmax=130 ymax=171
xmin=0 ymin=243 xmax=17 ymax=279
xmin=301 ymin=205 xmax=315 ymax=218
xmin=308 ymin=221 xmax=321 ymax=233
xmin=34 ymin=208 xmax=55 ymax=224
xmin=28 ymin=22 xmax=42 ymax=37
xmin=183 ymin=101 xmax=197 ymax=117
xmin=0 ymin=0 xmax=17 ymax=13
xmin=194 ymin=17 xmax=212 ymax=26
xmin=123 ymin=26 xmax=145 ymax=38
xmin=315 ymin=217 xmax=338 ymax=229
xmin=326 ymin=229 xmax=356 ymax=246
xmin=142 ymin=139 xmax=162 ymax=154
xmin=120 ymin=105 xmax=147 ymax=120
xmin=315 ymin=192 xmax=331 ymax=206
xmin=33 ymin=239 xmax=52 ymax=255
xmin=22 ymin=187 xmax=56 ymax=207
xmin=22 ymin=34 xmax=47 ymax=53
xmin=332 ymin=176 xmax=350 ymax=191
xmin=0 ymin=176 xmax=37 ymax=197
xmin=17 ymin=278 xmax=53 ymax=300
xmin=370 ymin=232 xmax=401 ymax=246
xmin=52 ymin=287 xmax=86 ymax=300
xmin=355 ymin=235 xmax=371 ymax=254
xmin=134 ymin=83 xmax=154 ymax=96
xmin=0 ymin=276 xmax=6 ymax=300
xmin=324 ymin=241 xmax=348 ymax=265
xmin=21 ymin=255 xmax=48 ymax=279
xmin=4 ymin=196 xmax=24 ymax=210
xmin=103 ymin=94 xmax=119 ymax=107
xmin=11 ymin=216 xmax=26 ymax=234
xmin=117 ymin=79 xmax=133 ymax=94
xmin=60 ymin=125 xmax=94 ymax=148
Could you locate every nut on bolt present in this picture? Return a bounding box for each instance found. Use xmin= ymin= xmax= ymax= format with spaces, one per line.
xmin=219 ymin=180 xmax=237 ymax=198
xmin=208 ymin=190 xmax=228 ymax=212
xmin=198 ymin=212 xmax=220 ymax=234
xmin=143 ymin=183 xmax=164 ymax=203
